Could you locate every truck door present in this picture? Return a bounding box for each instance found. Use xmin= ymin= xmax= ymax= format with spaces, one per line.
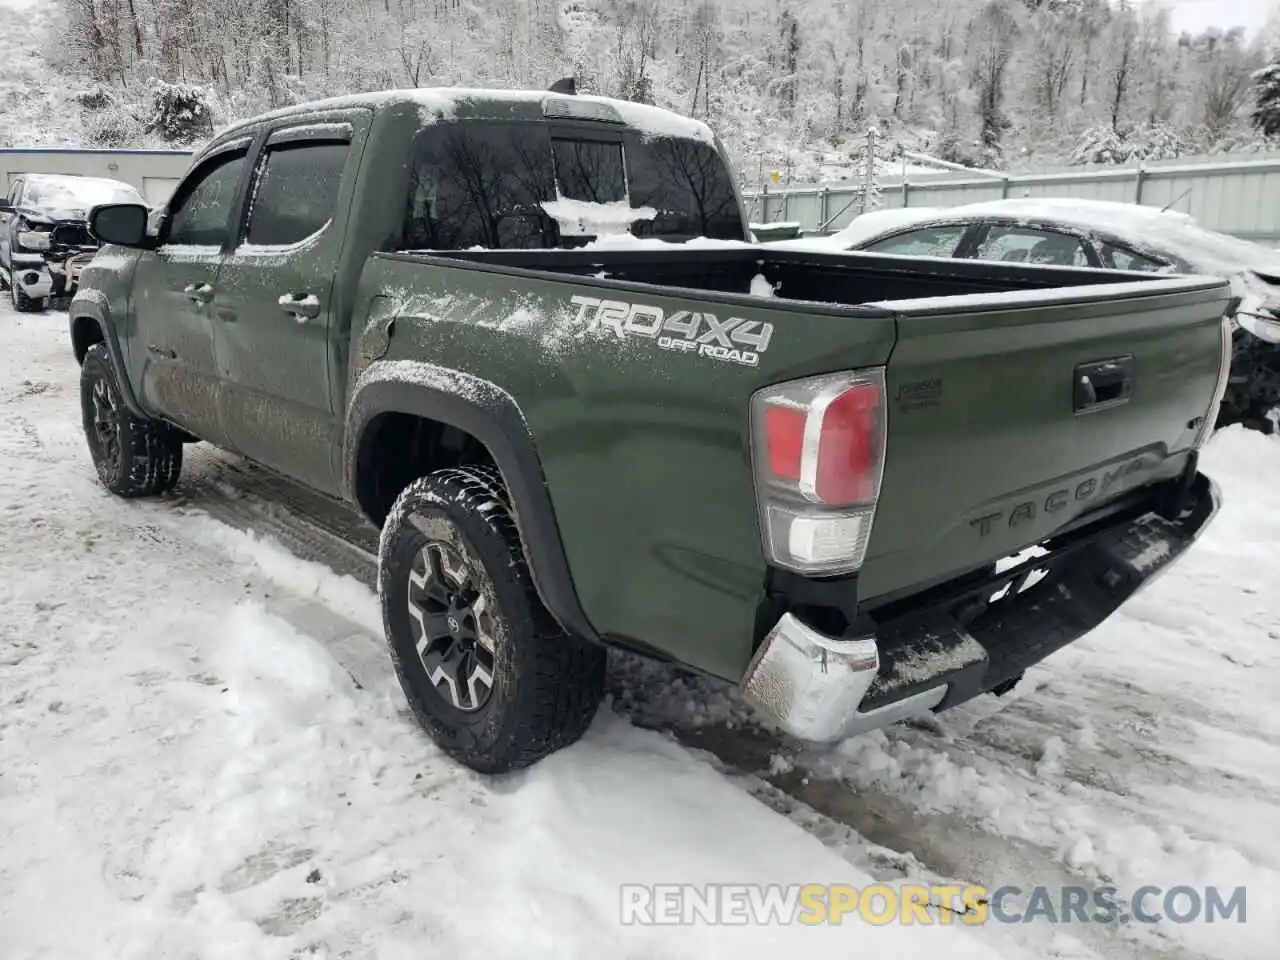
xmin=129 ymin=140 xmax=252 ymax=446
xmin=212 ymin=113 xmax=368 ymax=496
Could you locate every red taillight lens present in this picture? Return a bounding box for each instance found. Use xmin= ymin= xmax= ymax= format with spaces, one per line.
xmin=752 ymin=369 xmax=888 ymax=576
xmin=764 ymin=403 xmax=805 ymax=482
xmin=814 ymin=382 xmax=881 ymax=504
xmin=759 ymin=375 xmax=885 ymax=507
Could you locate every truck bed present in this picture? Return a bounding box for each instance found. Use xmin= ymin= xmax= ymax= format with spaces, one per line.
xmin=362 ymin=245 xmax=1231 ymax=682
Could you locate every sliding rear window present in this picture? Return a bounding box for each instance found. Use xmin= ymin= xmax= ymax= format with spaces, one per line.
xmin=398 ymin=119 xmax=744 ymax=251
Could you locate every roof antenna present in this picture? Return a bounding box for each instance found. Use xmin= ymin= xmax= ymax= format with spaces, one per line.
xmin=549 ymin=77 xmax=577 ymax=95
xmin=1160 ymin=188 xmax=1191 ymax=213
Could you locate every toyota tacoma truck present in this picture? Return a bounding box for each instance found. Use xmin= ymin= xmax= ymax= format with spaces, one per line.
xmin=70 ymin=87 xmax=1230 ymax=773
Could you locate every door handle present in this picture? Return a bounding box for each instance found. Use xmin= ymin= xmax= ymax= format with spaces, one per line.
xmin=183 ymin=282 xmax=213 ymax=304
xmin=1073 ymin=356 xmax=1134 ymax=414
xmin=278 ymin=292 xmax=321 ymax=321
xmin=146 ymin=343 xmax=177 ymax=360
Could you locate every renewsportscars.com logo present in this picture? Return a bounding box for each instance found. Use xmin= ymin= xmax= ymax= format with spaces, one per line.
xmin=569 ymin=295 xmax=775 ymax=367
xmin=619 ymin=883 xmax=1249 ymax=927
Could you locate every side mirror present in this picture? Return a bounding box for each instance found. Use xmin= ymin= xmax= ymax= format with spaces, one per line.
xmin=89 ymin=203 xmax=150 ymax=248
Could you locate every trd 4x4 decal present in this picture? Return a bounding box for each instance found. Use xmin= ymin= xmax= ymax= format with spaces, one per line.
xmin=569 ymin=295 xmax=774 ymax=367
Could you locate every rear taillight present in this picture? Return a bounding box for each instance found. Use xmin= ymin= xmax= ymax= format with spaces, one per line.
xmin=751 ymin=368 xmax=887 ymax=575
xmin=1194 ymin=315 xmax=1232 ymax=450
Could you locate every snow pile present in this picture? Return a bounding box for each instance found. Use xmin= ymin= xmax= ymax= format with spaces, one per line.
xmin=541 ymin=198 xmax=657 ymax=238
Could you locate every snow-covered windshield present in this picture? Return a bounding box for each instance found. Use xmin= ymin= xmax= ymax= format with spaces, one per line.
xmin=398 ymin=119 xmax=744 ymax=249
xmin=22 ymin=176 xmax=145 ymax=217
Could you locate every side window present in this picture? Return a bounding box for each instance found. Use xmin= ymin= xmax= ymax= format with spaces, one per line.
xmin=244 ymin=141 xmax=349 ymax=246
xmin=165 ymin=150 xmax=249 ymax=248
xmin=1098 ymin=241 xmax=1168 ymax=273
xmin=974 ymin=225 xmax=1089 ymax=267
xmin=862 ymin=225 xmax=967 ymax=258
xmin=8 ymin=179 xmax=22 ymax=205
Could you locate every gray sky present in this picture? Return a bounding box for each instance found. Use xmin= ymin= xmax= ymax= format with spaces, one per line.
xmin=1147 ymin=0 xmax=1274 ymax=34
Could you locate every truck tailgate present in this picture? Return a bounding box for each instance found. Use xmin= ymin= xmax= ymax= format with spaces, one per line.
xmin=857 ymin=277 xmax=1232 ymax=605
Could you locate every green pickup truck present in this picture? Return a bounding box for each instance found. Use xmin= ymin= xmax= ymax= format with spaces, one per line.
xmin=70 ymin=87 xmax=1231 ymax=773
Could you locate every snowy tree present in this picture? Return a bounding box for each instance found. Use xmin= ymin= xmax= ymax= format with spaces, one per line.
xmin=144 ymin=78 xmax=215 ymax=143
xmin=1252 ymin=62 xmax=1280 ymax=137
xmin=40 ymin=0 xmax=1280 ymax=172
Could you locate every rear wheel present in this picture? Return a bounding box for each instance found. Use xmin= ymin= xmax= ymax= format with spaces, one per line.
xmin=379 ymin=465 xmax=606 ymax=773
xmin=10 ymin=265 xmax=46 ymax=313
xmin=79 ymin=343 xmax=183 ymax=497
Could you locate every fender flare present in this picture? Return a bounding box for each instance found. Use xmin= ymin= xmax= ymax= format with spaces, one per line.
xmin=345 ymin=363 xmax=600 ymax=646
xmin=68 ymin=291 xmax=147 ymax=418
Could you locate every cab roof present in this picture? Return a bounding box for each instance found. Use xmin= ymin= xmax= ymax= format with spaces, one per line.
xmin=211 ymin=87 xmax=715 ymax=148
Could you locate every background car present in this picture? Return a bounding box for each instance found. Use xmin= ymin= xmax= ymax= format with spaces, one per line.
xmin=770 ymin=197 xmax=1280 ymax=433
xmin=0 ymin=173 xmax=146 ymax=313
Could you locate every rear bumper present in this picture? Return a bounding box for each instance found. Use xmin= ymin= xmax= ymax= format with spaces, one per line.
xmin=741 ymin=471 xmax=1221 ymax=742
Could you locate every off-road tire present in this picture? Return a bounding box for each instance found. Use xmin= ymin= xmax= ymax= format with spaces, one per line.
xmin=380 ymin=465 xmax=606 ymax=773
xmin=79 ymin=343 xmax=183 ymax=497
xmin=10 ymin=265 xmax=45 ymax=313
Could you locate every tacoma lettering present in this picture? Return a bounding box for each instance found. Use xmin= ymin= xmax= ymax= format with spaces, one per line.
xmin=970 ymin=459 xmax=1150 ymax=538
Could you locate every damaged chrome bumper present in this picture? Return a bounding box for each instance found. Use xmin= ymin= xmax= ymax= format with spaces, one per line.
xmin=743 ymin=471 xmax=1221 ymax=743
xmin=740 ymin=613 xmax=948 ymax=742
xmin=9 ymin=260 xmax=54 ymax=300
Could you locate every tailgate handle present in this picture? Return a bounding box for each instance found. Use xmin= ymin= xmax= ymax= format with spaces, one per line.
xmin=1074 ymin=356 xmax=1134 ymax=414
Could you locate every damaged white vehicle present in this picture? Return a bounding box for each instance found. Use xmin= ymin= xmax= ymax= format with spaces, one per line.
xmin=0 ymin=173 xmax=146 ymax=312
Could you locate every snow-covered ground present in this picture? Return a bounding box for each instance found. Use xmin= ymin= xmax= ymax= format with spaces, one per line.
xmin=1 ymin=302 xmax=1278 ymax=959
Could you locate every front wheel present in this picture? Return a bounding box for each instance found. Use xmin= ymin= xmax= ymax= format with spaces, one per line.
xmin=379 ymin=465 xmax=606 ymax=773
xmin=79 ymin=343 xmax=183 ymax=497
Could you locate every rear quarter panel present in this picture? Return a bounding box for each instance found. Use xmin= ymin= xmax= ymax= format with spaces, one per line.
xmin=351 ymin=255 xmax=897 ymax=680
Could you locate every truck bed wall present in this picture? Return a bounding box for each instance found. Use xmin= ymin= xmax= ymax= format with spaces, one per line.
xmin=437 ymin=247 xmax=1157 ymax=308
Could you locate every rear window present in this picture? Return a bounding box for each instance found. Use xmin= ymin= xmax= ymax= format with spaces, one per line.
xmin=398 ymin=120 xmax=744 ymax=251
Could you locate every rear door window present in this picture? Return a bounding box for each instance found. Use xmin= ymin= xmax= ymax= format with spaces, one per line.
xmin=861 ymin=225 xmax=967 ymax=258
xmin=1098 ymin=241 xmax=1168 ymax=273
xmin=973 ymin=225 xmax=1089 ymax=267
